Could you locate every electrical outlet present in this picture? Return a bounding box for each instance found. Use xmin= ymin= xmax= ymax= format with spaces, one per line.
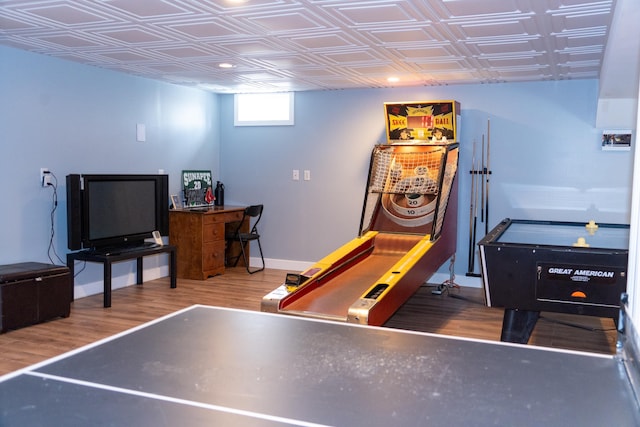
xmin=304 ymin=170 xmax=311 ymax=181
xmin=40 ymin=168 xmax=51 ymax=187
xmin=292 ymin=169 xmax=300 ymax=181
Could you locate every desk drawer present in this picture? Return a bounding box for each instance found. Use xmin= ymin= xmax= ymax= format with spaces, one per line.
xmin=169 ymin=208 xmax=247 ymax=279
xmin=203 ymin=241 xmax=226 ymax=270
xmin=203 ymin=223 xmax=224 ymax=243
xmin=224 ymin=210 xmax=244 ymax=222
xmin=203 ymin=214 xmax=224 ymax=225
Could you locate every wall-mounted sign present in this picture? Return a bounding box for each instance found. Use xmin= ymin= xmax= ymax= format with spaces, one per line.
xmin=182 ymin=170 xmax=214 ymax=207
xmin=602 ymin=129 xmax=632 ymax=151
xmin=384 ymin=100 xmax=460 ymax=143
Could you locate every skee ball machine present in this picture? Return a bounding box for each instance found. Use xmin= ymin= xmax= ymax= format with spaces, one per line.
xmin=262 ymin=142 xmax=459 ymax=325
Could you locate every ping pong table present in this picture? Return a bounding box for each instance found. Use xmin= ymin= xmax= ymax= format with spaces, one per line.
xmin=0 ymin=305 xmax=638 ymax=426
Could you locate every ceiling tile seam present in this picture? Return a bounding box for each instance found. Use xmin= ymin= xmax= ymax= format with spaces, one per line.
xmin=440 ymin=12 xmax=537 ymax=26
xmin=550 ymin=1 xmax=614 ymax=16
xmin=5 ymin=3 xmax=115 ymax=27
xmin=320 ymin=1 xmax=432 ymax=27
xmin=550 ymin=27 xmax=608 ymax=38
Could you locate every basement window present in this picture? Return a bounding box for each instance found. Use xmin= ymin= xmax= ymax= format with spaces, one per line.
xmin=234 ymin=92 xmax=294 ymax=126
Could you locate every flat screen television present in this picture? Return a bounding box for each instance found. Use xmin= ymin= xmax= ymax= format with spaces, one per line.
xmin=66 ymin=174 xmax=169 ymax=251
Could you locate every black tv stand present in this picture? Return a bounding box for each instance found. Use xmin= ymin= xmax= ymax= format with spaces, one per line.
xmin=89 ymin=242 xmax=160 ymax=257
xmin=67 ymin=244 xmax=176 ymax=308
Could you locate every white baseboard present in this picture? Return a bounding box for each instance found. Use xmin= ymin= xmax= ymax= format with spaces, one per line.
xmin=258 ymin=257 xmax=483 ymax=288
xmin=73 ymin=256 xmax=482 ymax=299
xmin=71 ymin=256 xmax=169 ymax=300
xmin=429 ymin=272 xmax=482 ymax=288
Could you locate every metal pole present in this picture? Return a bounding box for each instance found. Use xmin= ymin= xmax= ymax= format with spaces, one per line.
xmin=485 ymin=118 xmax=491 ymax=236
xmin=471 ymin=151 xmax=480 ymax=275
xmin=467 ymin=139 xmax=477 ymax=274
xmin=480 ymin=135 xmax=485 ymax=223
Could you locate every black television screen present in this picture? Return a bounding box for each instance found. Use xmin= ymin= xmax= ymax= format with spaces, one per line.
xmin=67 ymin=174 xmax=169 ymax=250
xmin=87 ymin=180 xmax=156 ymax=240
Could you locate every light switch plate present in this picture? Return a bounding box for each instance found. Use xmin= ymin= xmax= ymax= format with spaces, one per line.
xmin=136 ymin=123 xmax=146 ymax=142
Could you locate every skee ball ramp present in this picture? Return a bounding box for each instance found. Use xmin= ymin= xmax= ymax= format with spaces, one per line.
xmin=262 ymin=142 xmax=459 ymax=325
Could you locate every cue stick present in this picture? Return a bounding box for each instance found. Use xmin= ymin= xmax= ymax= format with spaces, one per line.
xmin=485 ymin=118 xmax=491 ymax=235
xmin=480 ymin=135 xmax=485 ymax=224
xmin=471 ymin=148 xmax=480 ymax=274
xmin=467 ymin=139 xmax=477 ymax=274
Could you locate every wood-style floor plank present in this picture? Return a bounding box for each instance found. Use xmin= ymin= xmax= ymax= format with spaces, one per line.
xmin=0 ymin=268 xmax=617 ymax=376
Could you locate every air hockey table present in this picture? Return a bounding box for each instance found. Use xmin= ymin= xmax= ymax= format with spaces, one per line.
xmin=0 ymin=305 xmax=638 ymax=426
xmin=479 ymin=218 xmax=629 ymax=344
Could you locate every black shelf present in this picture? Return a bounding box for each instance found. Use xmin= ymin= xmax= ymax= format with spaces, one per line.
xmin=67 ymin=245 xmax=176 ymax=308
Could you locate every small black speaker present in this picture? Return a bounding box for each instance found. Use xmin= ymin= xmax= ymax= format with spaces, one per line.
xmin=66 ymin=174 xmax=82 ymax=250
xmin=158 ymin=174 xmax=170 ymax=236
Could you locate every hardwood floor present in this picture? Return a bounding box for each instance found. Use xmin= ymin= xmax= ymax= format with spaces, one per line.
xmin=0 ymin=267 xmax=617 ymax=376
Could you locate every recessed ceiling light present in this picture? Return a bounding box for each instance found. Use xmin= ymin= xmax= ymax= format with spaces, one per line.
xmin=387 ymin=76 xmax=400 ymax=83
xmin=219 ymin=63 xmax=235 ymax=68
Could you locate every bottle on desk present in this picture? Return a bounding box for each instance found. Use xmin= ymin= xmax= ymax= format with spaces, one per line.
xmin=214 ymin=181 xmax=225 ymax=206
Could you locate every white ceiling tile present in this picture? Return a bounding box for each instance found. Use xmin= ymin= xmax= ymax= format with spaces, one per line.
xmin=154 ymin=46 xmax=215 ymax=59
xmin=414 ymin=60 xmax=467 ymax=71
xmin=440 ymin=0 xmax=521 ymax=17
xmin=213 ymin=40 xmax=286 ymax=55
xmin=248 ymin=11 xmax=329 ymax=32
xmin=457 ymin=19 xmax=531 ymax=39
xmin=330 ymin=2 xmax=423 ymax=26
xmin=471 ymin=40 xmax=538 ymax=55
xmin=21 ymin=4 xmax=108 ymax=25
xmin=98 ymin=27 xmax=170 ymax=44
xmin=394 ymin=45 xmax=455 ymax=59
xmin=167 ymin=20 xmax=242 ymax=38
xmin=98 ymin=51 xmax=155 ymax=62
xmin=348 ymin=64 xmax=403 ymax=74
xmin=0 ymin=14 xmax=36 ymax=30
xmin=103 ymin=0 xmax=193 ymax=19
xmin=38 ymin=34 xmax=102 ymax=48
xmin=322 ymin=49 xmax=382 ymax=63
xmin=257 ymin=56 xmax=316 ymax=67
xmin=0 ymin=0 xmax=630 ymax=93
xmin=289 ymin=33 xmax=358 ymax=49
xmin=290 ymin=67 xmax=340 ymax=77
xmin=367 ymin=28 xmax=434 ymax=44
xmin=484 ymin=56 xmax=542 ymax=67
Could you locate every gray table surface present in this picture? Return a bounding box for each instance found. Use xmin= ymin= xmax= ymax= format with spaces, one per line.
xmin=1 ymin=305 xmax=638 ymax=426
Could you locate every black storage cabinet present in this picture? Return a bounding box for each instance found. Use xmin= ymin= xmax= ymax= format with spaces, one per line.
xmin=0 ymin=262 xmax=71 ymax=333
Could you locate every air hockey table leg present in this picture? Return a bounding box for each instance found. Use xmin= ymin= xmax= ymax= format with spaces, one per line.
xmin=500 ymin=308 xmax=540 ymax=344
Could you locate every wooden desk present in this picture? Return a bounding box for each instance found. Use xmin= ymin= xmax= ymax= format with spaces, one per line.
xmin=67 ymin=245 xmax=177 ymax=308
xmin=169 ymin=206 xmax=248 ymax=280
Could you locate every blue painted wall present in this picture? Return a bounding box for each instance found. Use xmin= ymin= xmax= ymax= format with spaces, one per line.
xmin=0 ymin=46 xmax=219 ymax=296
xmin=220 ymin=81 xmax=633 ymax=283
xmin=1 ymin=45 xmax=633 ymax=293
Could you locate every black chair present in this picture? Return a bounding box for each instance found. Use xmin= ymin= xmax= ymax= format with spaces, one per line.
xmin=226 ymin=204 xmax=265 ymax=274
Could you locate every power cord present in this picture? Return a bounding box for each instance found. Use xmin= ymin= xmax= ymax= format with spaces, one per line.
xmin=431 ymin=257 xmax=461 ymax=295
xmin=45 ymin=172 xmax=66 ymax=265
